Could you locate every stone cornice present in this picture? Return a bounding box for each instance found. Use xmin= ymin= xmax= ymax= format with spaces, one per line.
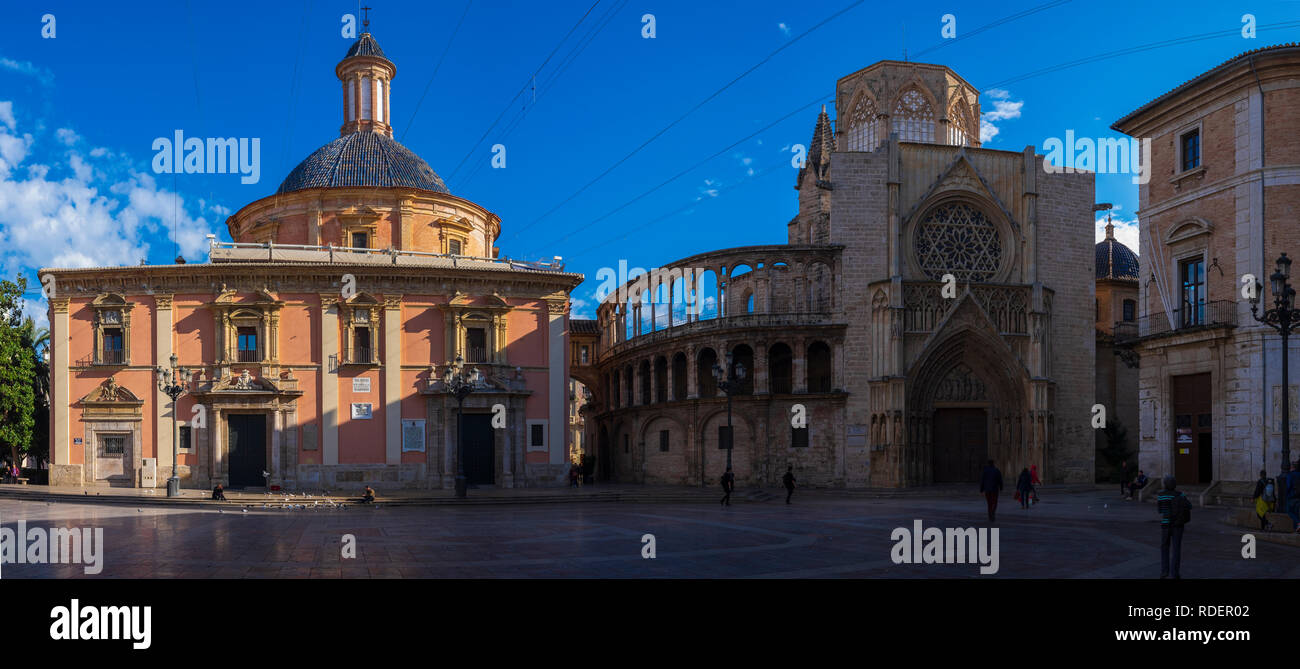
xmin=40 ymin=263 xmax=580 ymax=299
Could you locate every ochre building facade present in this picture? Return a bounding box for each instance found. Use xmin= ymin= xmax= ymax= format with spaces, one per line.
xmin=42 ymin=32 xmax=580 ymax=491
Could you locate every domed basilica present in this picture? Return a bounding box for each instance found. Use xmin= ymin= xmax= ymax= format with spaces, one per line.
xmin=42 ymin=31 xmax=581 ymax=491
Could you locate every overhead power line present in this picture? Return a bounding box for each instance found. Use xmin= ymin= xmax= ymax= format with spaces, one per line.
xmin=402 ymin=0 xmax=475 ymax=142
xmin=534 ymin=94 xmax=827 ymax=250
xmin=507 ymin=0 xmax=868 ymax=240
xmin=444 ymin=1 xmax=605 ymax=184
xmin=455 ymin=0 xmax=630 ymax=188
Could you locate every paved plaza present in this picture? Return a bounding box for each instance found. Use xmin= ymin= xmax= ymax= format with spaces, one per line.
xmin=2 ymin=489 xmax=1297 ymax=578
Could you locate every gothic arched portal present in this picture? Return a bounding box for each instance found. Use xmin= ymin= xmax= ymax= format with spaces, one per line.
xmin=905 ymin=297 xmax=1032 ymax=485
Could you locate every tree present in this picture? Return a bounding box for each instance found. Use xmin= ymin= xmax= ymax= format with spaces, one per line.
xmin=0 ymin=276 xmax=36 ymax=468
xmin=25 ymin=319 xmax=50 ymax=467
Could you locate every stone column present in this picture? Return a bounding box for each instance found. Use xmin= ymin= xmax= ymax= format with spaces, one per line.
xmin=50 ymin=297 xmax=71 ymax=478
xmin=271 ymin=409 xmax=283 ymax=486
xmin=686 ymin=345 xmax=699 ymax=399
xmin=665 ymin=355 xmax=676 ymax=402
xmin=753 ymin=338 xmax=769 ymax=395
xmin=793 ymin=338 xmax=808 ymax=393
xmin=211 ymin=406 xmax=225 ymax=485
xmin=649 ymin=357 xmax=659 ymax=404
xmin=320 ymin=294 xmax=341 ymax=466
xmin=155 ymin=295 xmax=174 ymax=487
xmin=546 ymin=299 xmax=568 ymax=466
xmin=384 ymin=296 xmax=403 ymax=465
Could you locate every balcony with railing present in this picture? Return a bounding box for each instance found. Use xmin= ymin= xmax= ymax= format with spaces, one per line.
xmin=1113 ymin=299 xmax=1237 ymax=345
xmin=207 ymin=239 xmax=569 ymax=273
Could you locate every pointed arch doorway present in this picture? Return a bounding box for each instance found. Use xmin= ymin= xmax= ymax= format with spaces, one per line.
xmin=906 ymin=313 xmax=1030 ymax=486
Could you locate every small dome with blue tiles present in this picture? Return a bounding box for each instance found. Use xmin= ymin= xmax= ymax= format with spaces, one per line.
xmin=277 ymin=29 xmax=448 ymax=195
xmin=345 ymin=32 xmax=388 ymax=60
xmin=277 ymin=132 xmax=449 ymax=194
xmin=1096 ymin=221 xmax=1139 ymax=281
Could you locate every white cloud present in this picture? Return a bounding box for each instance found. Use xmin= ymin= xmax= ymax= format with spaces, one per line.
xmin=0 ymin=99 xmax=222 ymax=284
xmin=778 ymin=22 xmax=790 ymax=36
xmin=569 ymin=296 xmax=594 ymax=320
xmin=0 ymin=101 xmax=14 ymax=130
xmin=0 ymin=57 xmax=54 ymax=86
xmin=980 ymin=90 xmax=1023 ymax=143
xmin=55 ymin=127 xmax=79 ymax=145
xmin=1095 ymin=214 xmax=1140 ymax=255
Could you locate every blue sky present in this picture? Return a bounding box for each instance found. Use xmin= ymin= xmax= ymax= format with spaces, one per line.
xmin=2 ymin=0 xmax=1296 ymax=323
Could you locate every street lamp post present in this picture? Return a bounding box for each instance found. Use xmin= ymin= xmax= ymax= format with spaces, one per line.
xmin=1250 ymin=253 xmax=1298 ymax=501
xmin=154 ymin=353 xmax=190 ymax=497
xmin=712 ymin=351 xmax=747 ymax=472
xmin=443 ymin=355 xmax=476 ymax=498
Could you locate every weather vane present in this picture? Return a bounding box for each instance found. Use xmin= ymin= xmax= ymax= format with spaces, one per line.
xmin=361 ymin=6 xmax=372 ymax=31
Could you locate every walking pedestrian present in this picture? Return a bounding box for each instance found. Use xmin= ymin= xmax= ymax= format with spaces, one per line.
xmin=979 ymin=460 xmax=1003 ymax=523
xmin=720 ymin=467 xmax=735 ymax=507
xmin=1253 ymin=468 xmax=1275 ymax=531
xmin=1016 ymin=467 xmax=1033 ymax=509
xmin=782 ymin=466 xmax=796 ymax=504
xmin=1029 ymin=464 xmax=1041 ymax=487
xmin=568 ymin=464 xmax=580 ymax=488
xmin=1118 ymin=459 xmax=1131 ymax=497
xmin=1157 ymin=475 xmax=1191 ymax=578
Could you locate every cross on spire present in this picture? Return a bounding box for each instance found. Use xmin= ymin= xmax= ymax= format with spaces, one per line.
xmin=361 ymin=6 xmax=372 ymax=30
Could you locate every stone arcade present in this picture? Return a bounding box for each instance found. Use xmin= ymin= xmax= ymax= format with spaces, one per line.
xmin=577 ymin=61 xmax=1095 ymax=488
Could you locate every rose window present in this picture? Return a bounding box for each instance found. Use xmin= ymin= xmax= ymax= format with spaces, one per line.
xmin=914 ymin=203 xmax=1001 ymax=282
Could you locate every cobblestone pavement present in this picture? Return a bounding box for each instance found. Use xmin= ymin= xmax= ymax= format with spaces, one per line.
xmin=2 ymin=489 xmax=1297 ymax=578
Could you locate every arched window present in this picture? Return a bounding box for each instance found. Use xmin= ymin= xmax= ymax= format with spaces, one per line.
xmin=807 ymin=341 xmax=832 ymax=393
xmin=893 ymin=86 xmax=935 ymax=143
xmin=845 ymin=91 xmax=880 ymax=151
xmin=697 ymin=348 xmax=718 ymax=398
xmin=745 ymin=291 xmax=755 ymax=313
xmin=947 ymin=98 xmax=976 ymax=147
xmin=672 ymin=353 xmax=688 ymax=400
xmin=639 ymin=360 xmax=651 ymax=405
xmin=730 ymin=345 xmax=754 ymax=395
xmin=914 ymin=202 xmax=1001 ymax=282
xmin=769 ymin=343 xmax=793 ymax=394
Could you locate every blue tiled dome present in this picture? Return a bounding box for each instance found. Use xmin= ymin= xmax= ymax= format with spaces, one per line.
xmin=1096 ymin=236 xmax=1139 ymax=280
xmin=277 ymin=132 xmax=449 ymax=194
xmin=345 ymin=33 xmax=388 ymax=60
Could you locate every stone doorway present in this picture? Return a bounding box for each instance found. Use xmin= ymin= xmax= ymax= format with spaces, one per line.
xmin=932 ymin=407 xmax=987 ymax=482
xmin=227 ymin=413 xmax=268 ymax=488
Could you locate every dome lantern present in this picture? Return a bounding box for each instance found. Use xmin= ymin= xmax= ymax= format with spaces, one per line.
xmin=337 ymin=30 xmax=396 ymax=137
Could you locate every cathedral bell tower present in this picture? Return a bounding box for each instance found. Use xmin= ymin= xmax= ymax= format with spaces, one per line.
xmin=337 ymin=28 xmax=396 ymax=137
